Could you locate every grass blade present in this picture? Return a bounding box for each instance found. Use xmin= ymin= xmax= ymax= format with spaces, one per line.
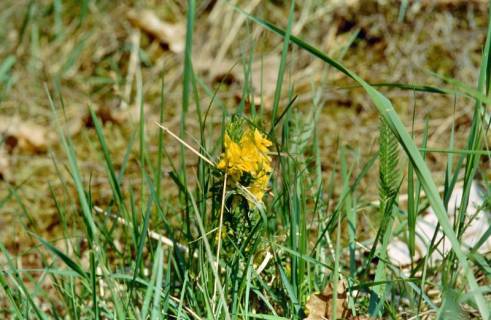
xmin=32 ymin=234 xmax=86 ymax=279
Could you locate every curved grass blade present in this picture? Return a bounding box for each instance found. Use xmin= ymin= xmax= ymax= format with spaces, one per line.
xmin=32 ymin=234 xmax=87 ymax=279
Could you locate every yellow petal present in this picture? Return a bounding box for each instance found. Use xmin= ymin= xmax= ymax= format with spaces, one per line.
xmin=254 ymin=129 xmax=272 ymax=151
xmin=217 ymin=158 xmax=226 ymax=169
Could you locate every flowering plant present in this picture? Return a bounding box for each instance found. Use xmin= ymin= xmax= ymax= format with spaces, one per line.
xmin=217 ymin=118 xmax=272 ymax=205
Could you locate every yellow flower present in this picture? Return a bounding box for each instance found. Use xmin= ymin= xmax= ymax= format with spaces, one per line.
xmin=248 ymin=173 xmax=270 ymax=200
xmin=253 ymin=129 xmax=272 ymax=152
xmin=217 ymin=123 xmax=273 ymax=204
xmin=217 ymin=136 xmax=243 ymax=179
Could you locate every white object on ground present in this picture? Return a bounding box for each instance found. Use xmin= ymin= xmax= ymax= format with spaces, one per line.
xmin=388 ymin=181 xmax=490 ymax=266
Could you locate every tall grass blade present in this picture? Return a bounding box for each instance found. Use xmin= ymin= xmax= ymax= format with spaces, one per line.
xmin=270 ymin=0 xmax=294 ymax=128
xmin=151 ymin=245 xmax=165 ymax=320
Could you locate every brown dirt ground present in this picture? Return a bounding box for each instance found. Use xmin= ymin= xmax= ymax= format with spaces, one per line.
xmin=0 ymin=0 xmax=490 ymax=262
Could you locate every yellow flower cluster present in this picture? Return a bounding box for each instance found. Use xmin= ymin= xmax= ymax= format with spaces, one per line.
xmin=217 ymin=127 xmax=272 ymax=202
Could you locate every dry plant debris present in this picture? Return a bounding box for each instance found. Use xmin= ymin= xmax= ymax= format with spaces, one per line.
xmin=0 ymin=116 xmax=54 ymax=153
xmin=0 ymin=147 xmax=9 ymax=180
xmin=127 ymin=9 xmax=185 ymax=53
xmin=305 ymin=279 xmax=349 ymax=320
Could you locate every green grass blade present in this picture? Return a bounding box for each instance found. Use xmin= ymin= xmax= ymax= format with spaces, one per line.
xmin=0 ymin=243 xmax=49 ymax=320
xmin=0 ymin=55 xmax=15 ymax=82
xmin=89 ymin=106 xmax=123 ymax=204
xmin=32 ymin=234 xmax=86 ymax=279
xmin=0 ymin=259 xmax=23 ymax=316
xmin=151 ymin=245 xmax=165 ymax=320
xmin=46 ymin=86 xmax=96 ymax=242
xmin=270 ymin=0 xmax=294 ymax=128
xmin=140 ymin=245 xmax=161 ymax=320
xmin=156 ymin=75 xmax=165 ymax=201
xmin=277 ymin=257 xmax=300 ymax=315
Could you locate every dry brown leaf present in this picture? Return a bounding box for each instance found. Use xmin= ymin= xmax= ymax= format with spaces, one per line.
xmin=83 ymin=104 xmax=128 ymax=128
xmin=0 ymin=116 xmax=54 ymax=153
xmin=420 ymin=0 xmax=485 ymax=4
xmin=194 ymin=56 xmax=236 ymax=84
xmin=305 ymin=293 xmax=329 ymax=320
xmin=305 ymin=279 xmax=349 ymax=320
xmin=127 ymin=9 xmax=185 ymax=53
xmin=195 ymin=54 xmax=280 ymax=110
xmin=0 ymin=146 xmax=9 ymax=181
